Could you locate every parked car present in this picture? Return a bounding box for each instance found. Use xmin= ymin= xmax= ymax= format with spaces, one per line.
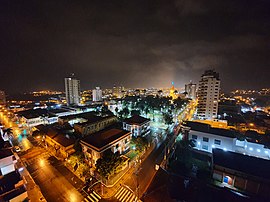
xmin=14 ymin=146 xmax=21 ymax=152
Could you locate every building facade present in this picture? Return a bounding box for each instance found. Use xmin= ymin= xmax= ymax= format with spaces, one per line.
xmin=123 ymin=115 xmax=150 ymax=137
xmin=73 ymin=115 xmax=117 ymax=136
xmin=80 ymin=128 xmax=131 ymax=167
xmin=183 ymin=121 xmax=270 ymax=160
xmin=197 ymin=70 xmax=220 ymax=120
xmin=212 ymin=149 xmax=270 ymax=199
xmin=185 ymin=82 xmax=197 ymax=100
xmin=0 ymin=90 xmax=6 ymax=105
xmin=64 ymin=74 xmax=81 ymax=106
xmin=92 ymin=87 xmax=102 ymax=102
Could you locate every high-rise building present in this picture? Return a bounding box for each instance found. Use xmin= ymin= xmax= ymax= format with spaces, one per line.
xmin=113 ymin=85 xmax=124 ymax=98
xmin=185 ymin=82 xmax=197 ymax=100
xmin=197 ymin=70 xmax=220 ymax=120
xmin=0 ymin=91 xmax=6 ymax=105
xmin=64 ymin=74 xmax=80 ymax=106
xmin=93 ymin=87 xmax=102 ymax=102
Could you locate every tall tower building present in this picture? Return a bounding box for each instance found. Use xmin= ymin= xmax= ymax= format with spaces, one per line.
xmin=64 ymin=74 xmax=80 ymax=106
xmin=0 ymin=91 xmax=6 ymax=105
xmin=93 ymin=87 xmax=102 ymax=102
xmin=185 ymin=81 xmax=197 ymax=100
xmin=113 ymin=85 xmax=124 ymax=98
xmin=197 ymin=70 xmax=220 ymax=120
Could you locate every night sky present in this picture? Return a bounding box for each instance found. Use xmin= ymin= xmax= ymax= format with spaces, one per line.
xmin=1 ymin=0 xmax=270 ymax=93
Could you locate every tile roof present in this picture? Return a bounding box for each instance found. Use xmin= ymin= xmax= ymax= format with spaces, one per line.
xmin=124 ymin=115 xmax=150 ymax=125
xmin=81 ymin=128 xmax=130 ymax=151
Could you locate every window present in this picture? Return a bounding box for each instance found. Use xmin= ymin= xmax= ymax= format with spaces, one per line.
xmin=203 ymin=137 xmax=209 ymax=142
xmin=192 ymin=135 xmax=197 ymax=140
xmin=202 ymin=145 xmax=208 ymax=150
xmin=214 ymin=139 xmax=221 ymax=145
xmin=115 ymin=144 xmax=119 ymax=149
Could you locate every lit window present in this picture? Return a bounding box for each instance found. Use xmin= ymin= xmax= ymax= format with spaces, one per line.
xmin=203 ymin=137 xmax=209 ymax=142
xmin=202 ymin=145 xmax=208 ymax=150
xmin=214 ymin=139 xmax=221 ymax=145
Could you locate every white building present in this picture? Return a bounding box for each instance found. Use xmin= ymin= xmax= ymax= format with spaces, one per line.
xmin=185 ymin=82 xmax=196 ymax=100
xmin=92 ymin=87 xmax=102 ymax=102
xmin=0 ymin=149 xmax=17 ymax=176
xmin=80 ymin=128 xmax=131 ymax=167
xmin=15 ymin=109 xmax=58 ymax=129
xmin=197 ymin=70 xmax=220 ymax=120
xmin=123 ymin=115 xmax=150 ymax=137
xmin=183 ymin=121 xmax=270 ymax=160
xmin=64 ymin=74 xmax=81 ymax=106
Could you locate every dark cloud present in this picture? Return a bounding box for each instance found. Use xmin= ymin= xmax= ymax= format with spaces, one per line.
xmin=0 ymin=0 xmax=270 ymax=94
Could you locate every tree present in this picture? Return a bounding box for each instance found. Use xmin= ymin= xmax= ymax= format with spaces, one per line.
xmin=131 ymin=110 xmax=140 ymax=116
xmin=176 ymin=139 xmax=196 ymax=165
xmin=95 ymin=150 xmax=124 ymax=180
xmin=3 ymin=128 xmax=13 ymax=138
xmin=122 ymin=107 xmax=130 ymax=118
xmin=130 ymin=136 xmax=148 ymax=152
xmin=163 ymin=113 xmax=173 ymax=126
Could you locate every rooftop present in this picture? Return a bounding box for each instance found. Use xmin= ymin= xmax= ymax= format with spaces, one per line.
xmin=81 ymin=128 xmax=130 ymax=151
xmin=213 ymin=148 xmax=270 ymax=180
xmin=124 ymin=115 xmax=150 ymax=125
xmin=46 ymin=128 xmax=75 ymax=147
xmin=0 ymin=149 xmax=13 ymax=159
xmin=184 ymin=121 xmax=238 ymax=138
xmin=0 ymin=171 xmax=22 ymax=195
xmin=16 ymin=108 xmax=49 ymax=119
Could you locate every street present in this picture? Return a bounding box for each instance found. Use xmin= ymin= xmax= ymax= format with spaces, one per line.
xmin=19 ymin=139 xmax=85 ymax=202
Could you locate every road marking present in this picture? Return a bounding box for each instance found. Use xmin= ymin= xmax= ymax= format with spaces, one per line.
xmin=126 ymin=192 xmax=134 ymax=202
xmin=90 ymin=193 xmax=99 ymax=201
xmin=122 ymin=191 xmax=132 ymax=202
xmin=115 ymin=187 xmax=124 ymax=198
xmin=118 ymin=189 xmax=129 ymax=201
xmin=129 ymin=195 xmax=135 ymax=202
xmin=93 ymin=191 xmax=101 ymax=199
xmin=87 ymin=195 xmax=96 ymax=202
xmin=84 ymin=198 xmax=90 ymax=202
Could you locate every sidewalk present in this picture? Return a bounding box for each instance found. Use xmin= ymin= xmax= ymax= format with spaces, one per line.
xmin=100 ymin=142 xmax=156 ymax=199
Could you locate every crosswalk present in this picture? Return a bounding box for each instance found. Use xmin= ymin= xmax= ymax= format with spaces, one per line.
xmin=83 ymin=191 xmax=101 ymax=202
xmin=114 ymin=186 xmax=139 ymax=202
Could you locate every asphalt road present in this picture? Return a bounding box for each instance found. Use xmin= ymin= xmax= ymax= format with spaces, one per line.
xmin=123 ymin=132 xmax=170 ymax=199
xmin=26 ymin=152 xmax=84 ymax=202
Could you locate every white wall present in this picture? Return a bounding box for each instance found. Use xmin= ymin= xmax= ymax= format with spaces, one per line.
xmin=188 ymin=130 xmax=270 ymax=160
xmin=189 ymin=130 xmax=236 ymax=153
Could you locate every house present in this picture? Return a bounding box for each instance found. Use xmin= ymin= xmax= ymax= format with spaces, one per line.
xmin=0 ymin=170 xmax=28 ymax=202
xmin=123 ymin=115 xmax=150 ymax=137
xmin=80 ymin=128 xmax=131 ymax=167
xmin=34 ymin=124 xmax=76 ymax=159
xmin=183 ymin=121 xmax=270 ymax=159
xmin=0 ymin=147 xmax=28 ymax=201
xmin=45 ymin=129 xmax=76 ymax=159
xmin=212 ymin=148 xmax=270 ymax=199
xmin=15 ymin=109 xmax=58 ymax=128
xmin=183 ymin=121 xmax=237 ymax=153
xmin=0 ymin=149 xmax=17 ymax=176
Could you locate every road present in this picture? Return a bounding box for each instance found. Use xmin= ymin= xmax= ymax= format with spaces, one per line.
xmin=19 ymin=138 xmax=85 ymax=202
xmin=0 ymin=108 xmax=87 ymax=202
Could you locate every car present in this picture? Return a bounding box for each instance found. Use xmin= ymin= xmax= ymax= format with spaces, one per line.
xmin=14 ymin=146 xmax=21 ymax=152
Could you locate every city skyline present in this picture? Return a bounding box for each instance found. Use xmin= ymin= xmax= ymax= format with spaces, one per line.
xmin=1 ymin=0 xmax=270 ymax=93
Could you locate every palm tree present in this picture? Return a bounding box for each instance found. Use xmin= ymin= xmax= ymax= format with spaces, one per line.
xmin=3 ymin=128 xmax=13 ymax=139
